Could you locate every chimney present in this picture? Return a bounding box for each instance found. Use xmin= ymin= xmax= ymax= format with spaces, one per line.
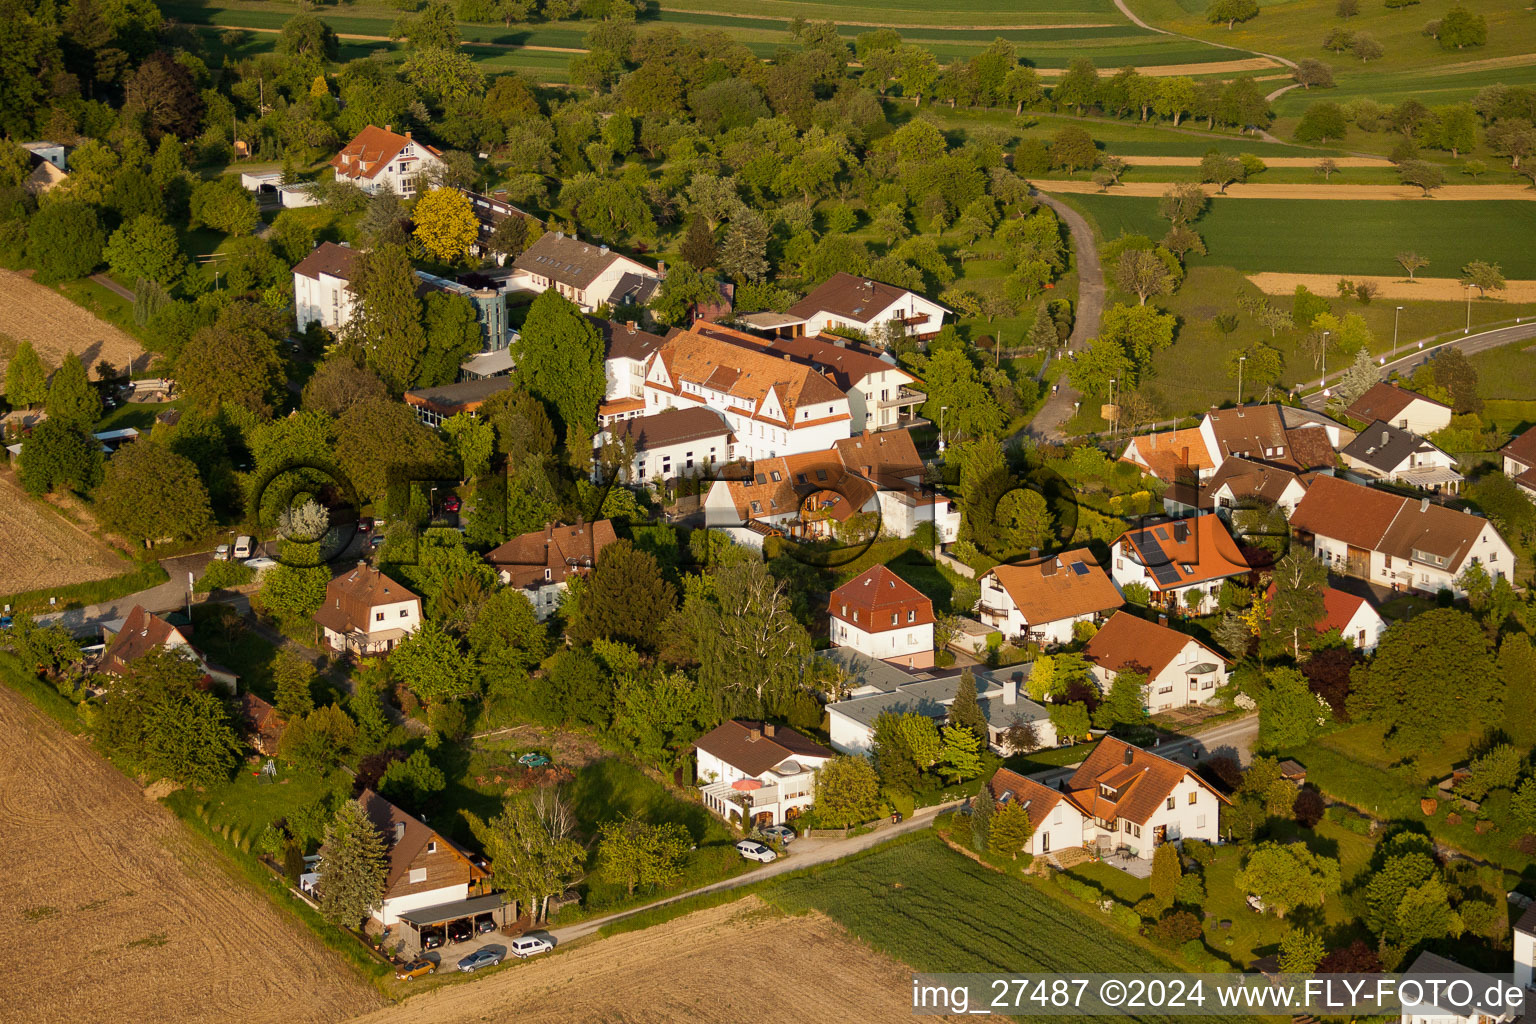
xmin=626 ymin=321 xmax=636 ymax=332
xmin=1158 ymin=613 xmax=1168 ymax=627
xmin=384 ymin=124 xmax=392 ymax=133
xmin=546 ymin=521 xmax=555 ymax=541
xmin=1181 ymin=445 xmax=1189 ymax=467
xmin=657 ymin=260 xmax=667 ymax=278
xmin=1002 ymin=680 xmax=1017 ymax=706
xmin=404 ymin=129 xmax=412 ymax=140
xmin=576 ymin=512 xmax=585 ymax=533
xmin=746 ymin=727 xmax=761 ymax=742
xmin=1041 ymin=558 xmax=1056 ymax=577
xmin=1382 ymin=429 xmax=1389 ymax=446
xmin=394 ymin=822 xmax=406 ymax=842
xmin=1124 ymin=745 xmax=1135 ymax=766
xmin=1420 ymin=497 xmax=1430 ymax=512
xmin=764 ymin=723 xmax=775 ymax=738
xmin=783 ymin=353 xmax=792 ymax=361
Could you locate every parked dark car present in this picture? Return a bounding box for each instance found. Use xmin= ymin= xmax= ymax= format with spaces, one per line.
xmin=357 ymin=517 xmax=374 ymax=534
xmin=421 ymin=929 xmax=444 ymax=950
xmin=475 ymin=914 xmax=497 ymax=935
xmin=448 ymin=919 xmax=473 ymax=943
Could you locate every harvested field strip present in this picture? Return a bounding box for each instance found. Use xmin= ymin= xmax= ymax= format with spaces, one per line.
xmin=0 ymin=682 xmax=384 ymax=1024
xmin=1248 ymin=273 xmax=1536 ymax=303
xmin=0 ymin=475 xmax=134 ymax=596
xmin=342 ymin=896 xmax=962 ymax=1024
xmin=1040 ymin=181 xmax=1536 ymax=200
xmin=1117 ymin=155 xmax=1390 ymax=167
xmin=657 ymin=7 xmax=1122 ymax=29
xmin=0 ymin=270 xmax=143 ymax=381
xmin=1065 ymin=195 xmax=1536 ymax=277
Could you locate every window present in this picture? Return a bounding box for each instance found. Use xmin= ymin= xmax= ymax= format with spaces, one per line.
xmin=853 ymin=610 xmax=859 ymax=623
xmin=1166 ymin=797 xmax=1175 ymax=811
xmin=1158 ymin=684 xmax=1173 ymax=694
xmin=891 ymin=613 xmax=898 ymax=626
xmin=375 ymin=612 xmax=385 ymax=622
xmin=841 ymin=605 xmax=847 ymax=617
xmin=544 ymin=568 xmax=552 ymax=582
xmin=1041 ymin=832 xmax=1050 ymax=853
xmin=400 ymin=609 xmax=409 ymax=618
xmin=427 ymin=841 xmax=437 ymax=853
xmin=1129 ymin=823 xmax=1141 ymax=838
xmin=1196 ymin=814 xmax=1206 ymax=829
xmin=907 ymin=610 xmax=916 ymax=623
xmin=409 ymin=867 xmax=427 ymax=884
xmin=1188 ymin=791 xmax=1197 ymax=805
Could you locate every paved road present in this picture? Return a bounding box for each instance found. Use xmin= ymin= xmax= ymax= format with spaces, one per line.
xmin=534 ymin=799 xmax=964 ymax=948
xmin=36 ymin=552 xmax=212 ymax=634
xmin=1019 ymin=191 xmax=1105 ymax=442
xmin=1301 ymin=320 xmax=1536 ymax=408
xmin=89 ymin=273 xmax=134 ymax=301
xmin=1025 ymin=714 xmax=1260 ymax=792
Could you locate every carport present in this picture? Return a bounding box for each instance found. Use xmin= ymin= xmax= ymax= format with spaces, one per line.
xmin=394 ymin=894 xmax=516 ymax=956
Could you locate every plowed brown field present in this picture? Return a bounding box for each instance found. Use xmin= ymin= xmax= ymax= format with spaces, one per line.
xmin=0 ymin=270 xmax=143 ymax=379
xmin=0 ymin=474 xmax=132 ymax=595
xmin=344 ymin=896 xmax=963 ymax=1024
xmin=0 ymin=684 xmax=384 ymax=1024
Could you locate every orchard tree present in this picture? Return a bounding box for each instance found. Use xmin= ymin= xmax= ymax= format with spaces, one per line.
xmin=1438 ymin=5 xmax=1486 ymax=49
xmin=1208 ymin=0 xmax=1258 ymax=29
xmin=1200 ymin=153 xmax=1245 ymax=194
xmin=596 ymin=817 xmax=690 ymax=896
xmin=1115 ymin=248 xmax=1175 ymax=305
xmin=1236 ymin=842 xmax=1341 ymax=918
xmin=1461 ymin=260 xmax=1506 ymax=297
xmin=1398 ymin=160 xmax=1444 ymax=196
xmin=1049 ymin=126 xmax=1098 ymax=174
xmin=1158 ymin=182 xmax=1208 ymax=225
xmin=413 ymin=187 xmax=478 ymax=264
xmin=318 ymin=800 xmax=388 ymax=928
xmin=94 ymin=440 xmax=212 ymax=547
xmin=190 ymin=176 xmax=259 ymax=235
xmin=1396 ymin=251 xmax=1429 ymax=280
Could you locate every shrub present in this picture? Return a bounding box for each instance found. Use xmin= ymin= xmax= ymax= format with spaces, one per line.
xmin=1180 ymin=939 xmax=1214 ymax=968
xmin=195 ymin=559 xmax=256 ymax=593
xmin=1294 ymin=787 xmax=1326 ymax=828
xmin=948 ymin=809 xmax=974 ymax=847
xmin=1110 ymin=904 xmax=1141 ymax=930
xmin=1150 ymin=911 xmax=1203 ymax=948
xmin=1182 ymin=838 xmax=1216 ymax=867
xmin=1214 ymin=313 xmax=1239 ymax=334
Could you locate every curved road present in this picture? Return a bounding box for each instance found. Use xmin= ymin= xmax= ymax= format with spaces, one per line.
xmin=1111 ymin=0 xmax=1296 ymax=68
xmin=1301 ymin=320 xmax=1536 ymax=408
xmin=1020 ymin=191 xmax=1105 ymax=441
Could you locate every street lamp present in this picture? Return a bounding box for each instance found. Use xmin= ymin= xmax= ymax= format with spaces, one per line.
xmin=938 ymin=405 xmax=948 ymax=454
xmin=1236 ymin=355 xmax=1246 ymax=406
xmin=1393 ymin=305 xmax=1403 ymax=349
xmin=1107 ymin=378 xmax=1117 ymax=437
xmin=1319 ymin=331 xmax=1330 ymax=387
xmin=1465 ymin=283 xmax=1473 ymax=334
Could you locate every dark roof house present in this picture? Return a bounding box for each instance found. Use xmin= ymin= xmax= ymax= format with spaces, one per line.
xmin=485 ymin=519 xmax=619 ymax=590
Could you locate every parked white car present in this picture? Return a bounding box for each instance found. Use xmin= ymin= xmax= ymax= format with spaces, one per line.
xmin=233 ymin=535 xmax=254 ymax=559
xmin=510 ymin=935 xmax=553 ymax=958
xmin=735 ymin=840 xmax=777 ymax=864
xmin=242 ymin=556 xmax=278 ymax=574
xmin=213 ymin=544 xmax=230 ymax=561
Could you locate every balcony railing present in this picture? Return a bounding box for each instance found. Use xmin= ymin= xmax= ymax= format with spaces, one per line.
xmin=874 ymin=386 xmax=926 ymax=409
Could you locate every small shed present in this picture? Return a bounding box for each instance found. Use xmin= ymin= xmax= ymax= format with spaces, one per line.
xmin=1277 ymin=760 xmax=1307 ymax=784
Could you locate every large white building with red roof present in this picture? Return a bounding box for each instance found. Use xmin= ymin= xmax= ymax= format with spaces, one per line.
xmin=1082 ymin=611 xmax=1229 ymax=713
xmin=829 ymin=565 xmax=935 ymax=669
xmin=331 ymin=124 xmax=444 ymax=196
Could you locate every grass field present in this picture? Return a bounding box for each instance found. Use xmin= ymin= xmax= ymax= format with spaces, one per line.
xmin=1469 ymin=342 xmax=1536 ymax=401
xmin=1065 ymin=195 xmax=1536 ymax=277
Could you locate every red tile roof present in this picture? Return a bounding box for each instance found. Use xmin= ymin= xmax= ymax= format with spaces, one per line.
xmin=767 ymin=334 xmax=918 ymax=391
xmin=356 ymin=788 xmax=485 ymax=896
xmin=1064 ymin=736 xmax=1228 ymax=826
xmin=313 ymin=565 xmax=421 ymax=637
xmin=983 ymin=549 xmax=1123 ymax=625
xmin=650 ymin=327 xmax=848 ymax=428
xmin=1121 ymin=427 xmax=1213 ymax=482
xmin=830 ymin=565 xmax=935 ymax=633
xmin=1345 ymin=381 xmax=1448 ymax=424
xmin=485 ymin=520 xmax=619 ymax=589
xmin=1291 ymin=475 xmax=1493 ymax=572
xmin=693 ymin=721 xmax=834 ymax=777
xmin=986 ymin=768 xmax=1068 ymax=831
xmin=331 ymin=125 xmax=441 ymax=183
xmin=1118 ymin=514 xmax=1251 ymax=590
xmin=102 ymin=605 xmax=188 ymax=674
xmin=1083 ymin=611 xmax=1224 ymax=679
xmin=787 ymin=271 xmax=944 ymax=323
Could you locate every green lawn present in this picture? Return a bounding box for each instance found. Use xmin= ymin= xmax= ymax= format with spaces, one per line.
xmin=95 ymin=401 xmax=173 ymax=434
xmin=167 ymin=762 xmax=348 ymax=839
xmin=1066 ymin=196 xmax=1536 ymax=278
xmin=1470 ymin=343 xmax=1536 ymax=402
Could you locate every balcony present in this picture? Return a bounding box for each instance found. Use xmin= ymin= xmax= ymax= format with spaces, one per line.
xmin=874 ymin=386 xmax=926 ymax=410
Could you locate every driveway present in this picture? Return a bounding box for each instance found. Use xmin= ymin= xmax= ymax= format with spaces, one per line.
xmin=37 ymin=551 xmax=213 ymax=635
xmin=1018 ymin=191 xmax=1105 ymax=442
xmin=541 ymin=799 xmax=964 ymax=947
xmin=1024 ymin=714 xmax=1259 ymax=791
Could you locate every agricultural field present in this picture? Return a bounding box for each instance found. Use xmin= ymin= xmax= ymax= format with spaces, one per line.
xmin=1064 ymin=195 xmax=1536 ymax=277
xmin=1469 ymin=342 xmax=1536 ymax=402
xmin=342 ymin=896 xmax=957 ymax=1024
xmin=0 ymin=683 xmax=383 ymax=1024
xmin=0 ymin=475 xmax=134 ymax=596
xmin=0 ymin=270 xmax=144 ymax=381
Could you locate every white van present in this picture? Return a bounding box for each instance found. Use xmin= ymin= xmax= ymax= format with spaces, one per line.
xmin=233 ymin=535 xmax=254 ymax=559
xmin=509 ymin=935 xmax=553 ymax=958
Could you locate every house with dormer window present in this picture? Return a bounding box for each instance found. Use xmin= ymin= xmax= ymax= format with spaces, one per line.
xmin=829 ymin=565 xmax=935 ymax=668
xmin=331 ymin=125 xmax=444 ymax=196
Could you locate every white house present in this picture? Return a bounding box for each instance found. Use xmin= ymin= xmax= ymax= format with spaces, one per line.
xmin=593 ymin=318 xmax=665 ymax=425
xmin=484 ymin=520 xmax=619 ymax=621
xmin=1207 ymin=457 xmax=1312 ymax=520
xmin=1111 ymin=514 xmax=1252 ymax=616
xmin=1399 ymin=950 xmax=1523 ymax=1024
xmin=292 ymin=242 xmax=359 ymax=334
xmin=313 ymin=565 xmax=422 ymax=656
xmin=1120 ymin=427 xmax=1216 ymax=484
xmin=1502 ymin=430 xmax=1536 ymax=501
xmin=1346 ymin=381 xmax=1454 ymax=436
xmin=331 ymin=125 xmax=444 ymax=197
xmin=782 ymin=272 xmax=948 ymax=343
xmin=509 ymin=231 xmax=660 ymax=312
xmin=100 ymin=605 xmax=238 ymax=693
xmin=1270 ymin=583 xmax=1388 ymax=653
xmin=986 ymin=768 xmax=1090 ymax=858
xmin=702 ymin=429 xmax=958 ymax=549
xmin=1083 ymin=611 xmax=1229 ymax=714
xmin=342 ymin=789 xmax=488 ymax=928
xmin=645 ymin=326 xmax=852 ymax=461
xmin=1059 ymin=737 xmax=1228 ymax=860
xmin=1342 ymin=420 xmax=1461 ymax=492
xmin=694 ymin=721 xmax=835 ymax=828
xmin=596 ymin=407 xmax=733 ymax=483
xmin=829 ymin=565 xmax=935 ymax=669
xmin=1290 ymin=474 xmax=1515 ymax=597
xmin=977 ymin=549 xmax=1124 ymax=646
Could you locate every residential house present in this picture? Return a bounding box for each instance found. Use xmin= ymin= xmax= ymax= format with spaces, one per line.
xmin=977 ymin=549 xmax=1123 ymax=645
xmin=292 ymin=242 xmax=360 ymax=334
xmin=485 ymin=519 xmax=619 ymax=620
xmin=1399 ymin=950 xmax=1521 ymax=1024
xmin=403 ymin=376 xmax=516 ymax=427
xmin=458 ymin=187 xmax=535 ymax=261
xmin=1266 ymin=582 xmax=1388 ymax=653
xmin=336 ymin=789 xmax=489 ymax=929
xmin=1341 ymin=420 xmax=1461 ymax=492
xmin=767 ymin=333 xmax=924 ymax=433
xmin=829 ymin=565 xmax=935 ymax=669
xmin=1120 ymin=427 xmax=1215 ymax=484
xmin=780 ymin=272 xmax=949 ymax=342
xmin=314 ymin=564 xmax=423 ymax=656
xmin=1290 ymin=474 xmax=1515 ymax=596
xmin=644 ymin=326 xmax=852 ymax=460
xmin=1199 ymin=404 xmax=1337 ymax=475
xmin=1111 ymin=514 xmax=1252 ymax=615
xmin=331 ymin=125 xmax=444 ymax=197
xmin=100 ymin=605 xmax=238 ymax=692
xmin=509 ymin=231 xmax=660 ymax=312
xmin=694 ymin=721 xmax=835 ymax=827
xmin=1083 ymin=611 xmax=1229 ymax=713
xmin=1346 ymin=381 xmax=1453 ymax=435
xmin=702 ymin=429 xmax=959 ymax=548
xmin=238 ymin=693 xmax=285 ymax=756
xmin=22 ymin=141 xmax=67 ymax=192
xmin=1060 ymin=736 xmax=1229 ymax=860
xmin=1279 ymin=405 xmax=1356 ymax=449
xmin=596 ymin=406 xmax=733 ymax=483
xmin=821 ymin=651 xmax=1056 ymax=755
xmin=1499 ymin=430 xmax=1536 ymax=500
xmin=985 ymin=768 xmax=1089 ymax=858
xmin=1205 ymin=458 xmax=1312 ymax=519
xmin=594 ymin=318 xmax=665 ymax=425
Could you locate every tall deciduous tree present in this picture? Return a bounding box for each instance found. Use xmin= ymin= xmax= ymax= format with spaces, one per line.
xmin=17 ymin=419 xmax=103 ymax=495
xmin=571 ymin=540 xmax=676 ymax=649
xmin=596 ymin=816 xmax=691 ymax=896
xmin=46 ymin=351 xmax=101 ymax=429
xmin=1115 ymin=247 xmax=1175 ymax=305
xmin=94 ymin=440 xmax=211 ymax=546
xmin=5 ymin=339 xmax=49 ymax=409
xmin=1236 ymin=842 xmax=1341 ymax=918
xmin=815 ymin=754 xmax=883 ymax=828
xmin=318 ymin=800 xmax=388 ymax=928
xmin=349 ymin=242 xmax=427 ymax=393
xmin=515 ymin=290 xmax=604 ymax=435
xmin=26 ymin=200 xmax=105 ymax=283
xmin=1348 ymin=609 xmax=1498 ymax=749
xmin=475 ymin=791 xmax=583 ymax=922
xmin=413 ymin=187 xmax=478 ymax=264
xmin=177 ymin=321 xmax=286 ymax=419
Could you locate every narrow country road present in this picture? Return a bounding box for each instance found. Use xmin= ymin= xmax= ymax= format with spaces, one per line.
xmin=1019 ymin=191 xmax=1105 ymax=442
xmin=35 ymin=552 xmax=212 ymax=634
xmin=542 ymin=799 xmax=963 ymax=947
xmin=90 ymin=273 xmax=134 ymax=301
xmin=1301 ymin=320 xmax=1536 ymax=408
xmin=1111 ymin=0 xmax=1296 ymax=68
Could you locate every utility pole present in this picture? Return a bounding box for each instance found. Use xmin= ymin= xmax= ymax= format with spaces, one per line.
xmin=1393 ymin=305 xmax=1403 ymax=350
xmin=1236 ymin=355 xmax=1245 ymax=406
xmin=1465 ymin=284 xmax=1472 ymax=334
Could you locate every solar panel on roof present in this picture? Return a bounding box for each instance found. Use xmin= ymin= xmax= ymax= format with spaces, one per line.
xmin=1155 ymin=527 xmax=1169 ymax=541
xmin=1151 ymin=564 xmax=1183 ymax=586
xmin=1070 ymin=562 xmax=1089 ymax=576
